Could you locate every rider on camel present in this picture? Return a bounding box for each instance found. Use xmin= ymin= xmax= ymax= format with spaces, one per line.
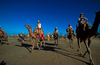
xmin=37 ymin=20 xmax=42 ymax=36
xmin=37 ymin=20 xmax=44 ymax=40
xmin=55 ymin=27 xmax=58 ymax=33
xmin=67 ymin=24 xmax=75 ymax=36
xmin=76 ymin=13 xmax=88 ymax=33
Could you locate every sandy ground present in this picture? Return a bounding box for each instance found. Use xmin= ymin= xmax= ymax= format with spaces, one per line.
xmin=0 ymin=37 xmax=100 ymax=65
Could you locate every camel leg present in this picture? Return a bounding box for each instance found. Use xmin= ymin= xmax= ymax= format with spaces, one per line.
xmin=69 ymin=39 xmax=72 ymax=47
xmin=54 ymin=40 xmax=56 ymax=45
xmin=56 ymin=40 xmax=57 ymax=46
xmin=40 ymin=41 xmax=42 ymax=50
xmin=84 ymin=42 xmax=94 ymax=65
xmin=0 ymin=38 xmax=3 ymax=45
xmin=83 ymin=38 xmax=92 ymax=57
xmin=71 ymin=39 xmax=74 ymax=49
xmin=57 ymin=39 xmax=58 ymax=46
xmin=36 ymin=39 xmax=40 ymax=50
xmin=77 ymin=38 xmax=82 ymax=55
xmin=5 ymin=38 xmax=9 ymax=45
xmin=43 ymin=40 xmax=45 ymax=47
xmin=0 ymin=40 xmax=1 ymax=45
xmin=31 ymin=39 xmax=35 ymax=53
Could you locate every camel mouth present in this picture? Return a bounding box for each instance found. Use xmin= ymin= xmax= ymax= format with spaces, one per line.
xmin=25 ymin=25 xmax=27 ymax=27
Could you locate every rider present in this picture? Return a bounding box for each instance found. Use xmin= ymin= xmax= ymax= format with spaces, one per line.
xmin=55 ymin=27 xmax=58 ymax=33
xmin=67 ymin=24 xmax=74 ymax=36
xmin=76 ymin=13 xmax=88 ymax=33
xmin=37 ymin=20 xmax=44 ymax=40
xmin=37 ymin=20 xmax=42 ymax=34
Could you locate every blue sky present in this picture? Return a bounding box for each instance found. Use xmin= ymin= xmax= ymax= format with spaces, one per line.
xmin=0 ymin=0 xmax=100 ymax=35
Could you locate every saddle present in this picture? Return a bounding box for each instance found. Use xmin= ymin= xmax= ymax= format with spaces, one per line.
xmin=67 ymin=27 xmax=74 ymax=35
xmin=81 ymin=22 xmax=91 ymax=31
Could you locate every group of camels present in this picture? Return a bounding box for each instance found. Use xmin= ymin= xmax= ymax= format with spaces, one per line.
xmin=0 ymin=29 xmax=9 ymax=45
xmin=0 ymin=11 xmax=100 ymax=65
xmin=66 ymin=11 xmax=100 ymax=65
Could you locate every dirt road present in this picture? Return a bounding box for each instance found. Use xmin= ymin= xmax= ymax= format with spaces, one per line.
xmin=0 ymin=37 xmax=100 ymax=65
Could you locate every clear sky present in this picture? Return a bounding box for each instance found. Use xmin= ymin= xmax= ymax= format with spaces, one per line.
xmin=0 ymin=0 xmax=100 ymax=35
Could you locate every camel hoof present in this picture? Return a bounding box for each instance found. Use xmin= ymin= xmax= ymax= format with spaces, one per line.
xmin=38 ymin=47 xmax=40 ymax=50
xmin=70 ymin=45 xmax=72 ymax=48
xmin=7 ymin=43 xmax=9 ymax=45
xmin=72 ymin=47 xmax=74 ymax=49
xmin=90 ymin=60 xmax=95 ymax=65
xmin=56 ymin=44 xmax=58 ymax=46
xmin=77 ymin=49 xmax=79 ymax=52
xmin=79 ymin=53 xmax=83 ymax=56
xmin=30 ymin=51 xmax=33 ymax=53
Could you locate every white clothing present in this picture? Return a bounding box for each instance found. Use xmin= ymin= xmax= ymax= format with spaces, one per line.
xmin=37 ymin=23 xmax=41 ymax=28
xmin=55 ymin=30 xmax=58 ymax=33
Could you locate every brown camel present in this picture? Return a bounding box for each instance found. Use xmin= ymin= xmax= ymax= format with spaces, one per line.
xmin=10 ymin=35 xmax=13 ymax=38
xmin=66 ymin=27 xmax=75 ymax=49
xmin=50 ymin=33 xmax=54 ymax=41
xmin=18 ymin=34 xmax=24 ymax=42
xmin=14 ymin=35 xmax=17 ymax=38
xmin=47 ymin=34 xmax=50 ymax=41
xmin=76 ymin=11 xmax=100 ymax=65
xmin=0 ymin=30 xmax=9 ymax=45
xmin=54 ymin=32 xmax=59 ymax=46
xmin=25 ymin=25 xmax=45 ymax=53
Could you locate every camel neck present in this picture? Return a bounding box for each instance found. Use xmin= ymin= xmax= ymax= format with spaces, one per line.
xmin=28 ymin=28 xmax=32 ymax=35
xmin=28 ymin=28 xmax=36 ymax=36
xmin=90 ymin=16 xmax=99 ymax=36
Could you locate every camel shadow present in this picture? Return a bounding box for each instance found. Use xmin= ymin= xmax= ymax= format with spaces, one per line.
xmin=15 ymin=42 xmax=39 ymax=53
xmin=45 ymin=42 xmax=55 ymax=46
xmin=42 ymin=46 xmax=55 ymax=51
xmin=54 ymin=50 xmax=90 ymax=65
xmin=0 ymin=61 xmax=6 ymax=65
xmin=17 ymin=39 xmax=28 ymax=42
xmin=17 ymin=39 xmax=22 ymax=42
xmin=0 ymin=42 xmax=8 ymax=45
xmin=15 ymin=43 xmax=32 ymax=53
xmin=41 ymin=42 xmax=90 ymax=65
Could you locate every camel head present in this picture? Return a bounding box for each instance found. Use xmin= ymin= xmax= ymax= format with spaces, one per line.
xmin=25 ymin=25 xmax=31 ymax=29
xmin=95 ymin=11 xmax=100 ymax=23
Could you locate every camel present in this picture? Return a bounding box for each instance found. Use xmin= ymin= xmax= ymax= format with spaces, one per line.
xmin=0 ymin=30 xmax=9 ymax=45
xmin=54 ymin=32 xmax=59 ymax=46
xmin=76 ymin=11 xmax=100 ymax=65
xmin=10 ymin=35 xmax=13 ymax=38
xmin=50 ymin=33 xmax=54 ymax=41
xmin=25 ymin=25 xmax=45 ymax=53
xmin=47 ymin=34 xmax=50 ymax=41
xmin=18 ymin=34 xmax=24 ymax=42
xmin=66 ymin=27 xmax=75 ymax=49
xmin=14 ymin=35 xmax=17 ymax=38
xmin=44 ymin=33 xmax=50 ymax=41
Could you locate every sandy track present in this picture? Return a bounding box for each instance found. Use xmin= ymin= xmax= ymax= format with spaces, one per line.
xmin=0 ymin=37 xmax=100 ymax=65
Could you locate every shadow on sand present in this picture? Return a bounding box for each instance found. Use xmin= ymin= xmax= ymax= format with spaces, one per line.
xmin=15 ymin=42 xmax=39 ymax=53
xmin=41 ymin=42 xmax=90 ymax=65
xmin=0 ymin=61 xmax=6 ymax=65
xmin=15 ymin=43 xmax=32 ymax=53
